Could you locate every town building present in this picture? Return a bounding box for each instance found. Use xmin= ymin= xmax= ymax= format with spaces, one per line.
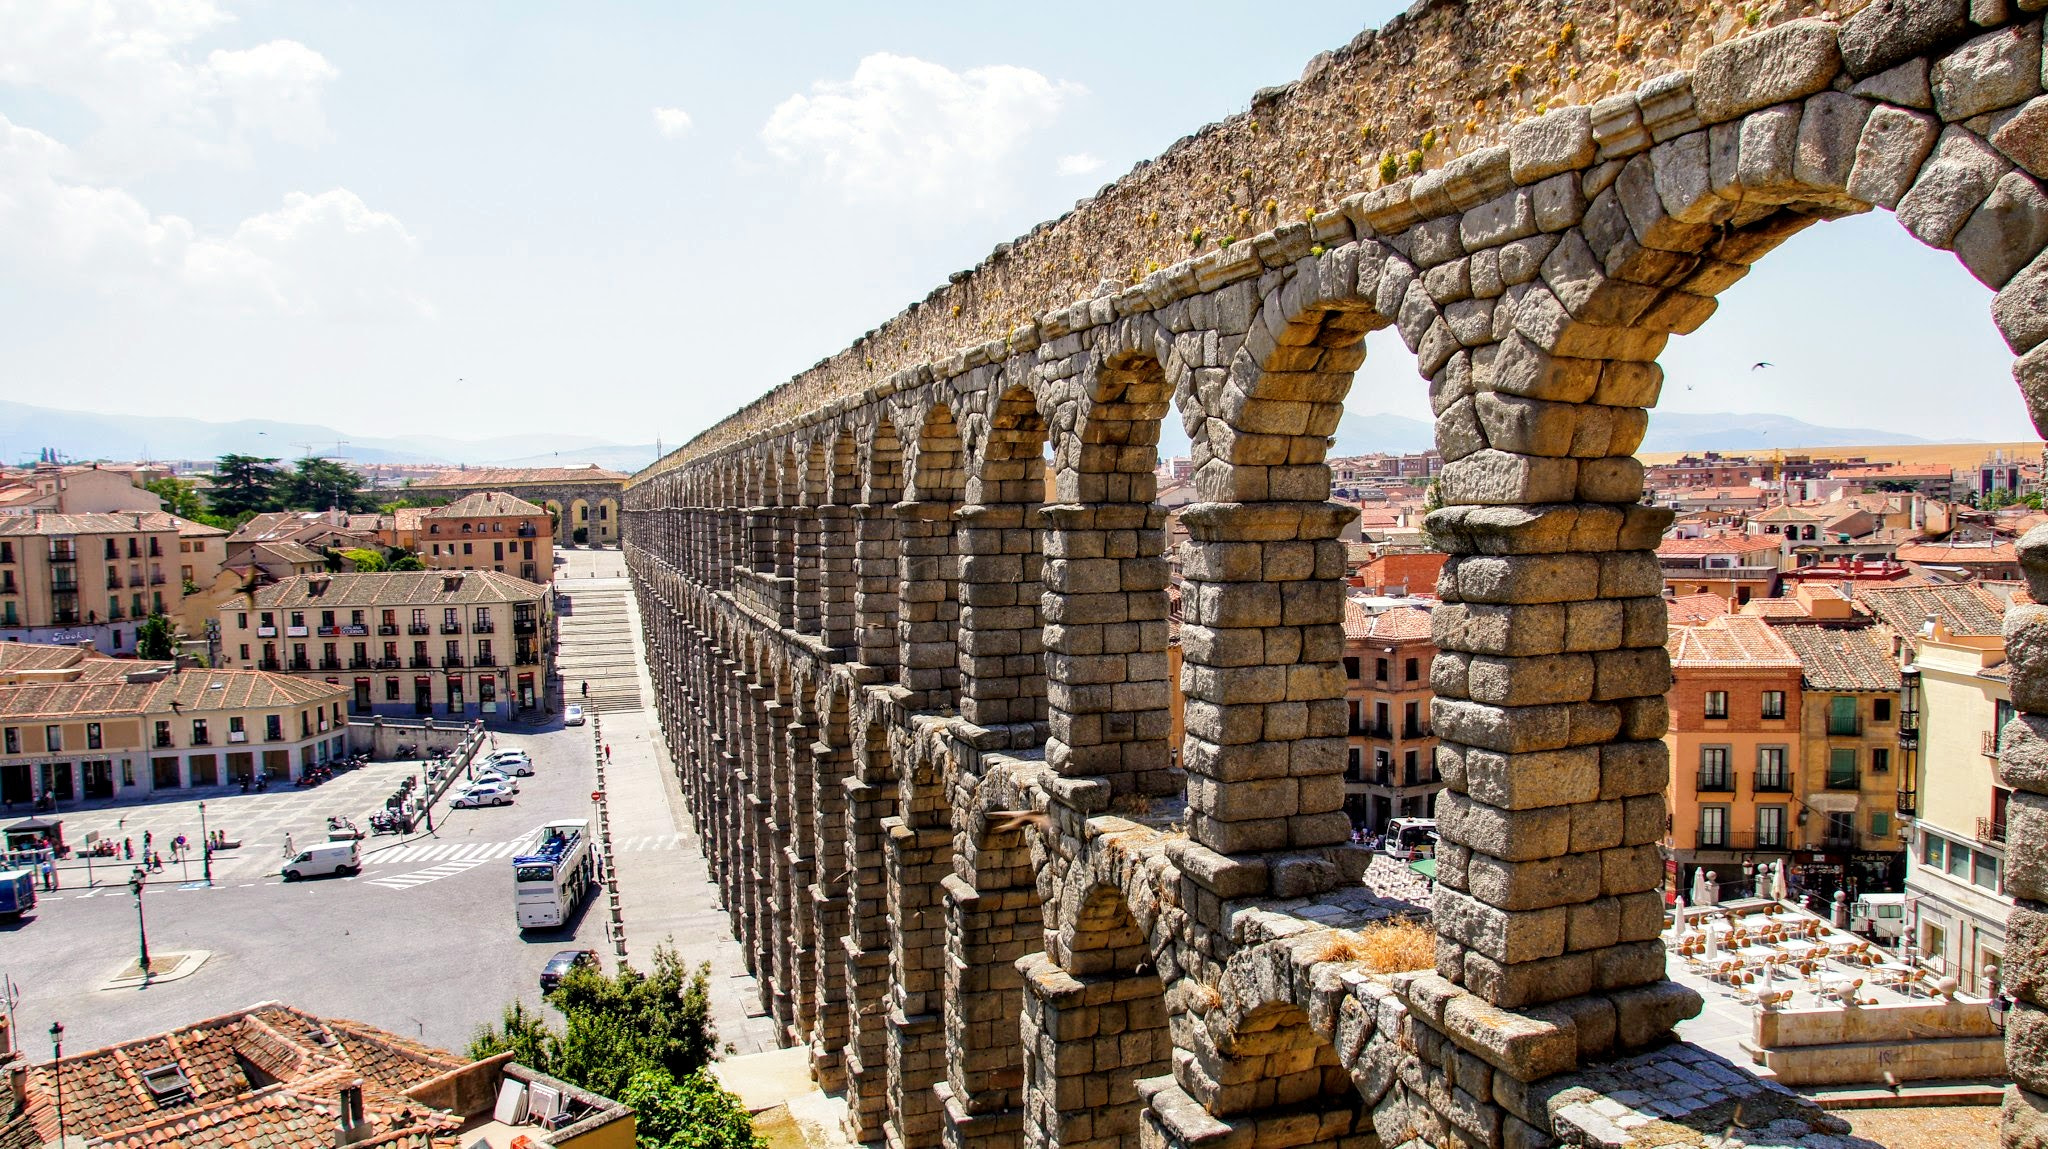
xmin=404 ymin=465 xmax=628 ymax=547
xmin=0 ymin=647 xmax=348 ymax=803
xmin=1860 ymin=581 xmax=2015 ymax=994
xmin=1342 ymin=602 xmax=1440 ymax=834
xmin=0 ymin=1001 xmax=634 ymax=1147
xmin=0 ymin=462 xmax=166 ymax=515
xmin=418 ymin=491 xmax=553 ymax=581
xmin=1644 ymin=452 xmax=1775 ymax=490
xmin=1893 ymin=539 xmax=2023 ymax=581
xmin=1655 ymin=532 xmax=1784 ymax=606
xmin=220 ymin=570 xmax=553 ymax=718
xmin=1771 ymin=619 xmax=1908 ymax=898
xmin=0 ymin=512 xmax=189 ymax=654
xmin=1827 ymin=463 xmax=1958 ymax=501
xmin=1663 ymin=615 xmax=1806 ymax=899
xmin=225 ymin=509 xmax=380 ymax=562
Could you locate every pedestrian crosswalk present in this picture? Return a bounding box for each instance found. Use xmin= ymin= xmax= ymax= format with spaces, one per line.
xmin=366 ymin=860 xmax=489 ymax=890
xmin=358 ymin=832 xmax=684 ymax=870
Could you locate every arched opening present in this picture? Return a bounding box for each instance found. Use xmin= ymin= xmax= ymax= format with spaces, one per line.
xmin=1022 ymin=883 xmax=1170 ymax=1149
xmin=901 ymin=403 xmax=965 ymax=710
xmin=939 ymin=807 xmax=1047 ymax=1142
xmin=1044 ymin=345 xmax=1177 ymax=797
xmin=595 ymin=496 xmax=620 ymax=545
xmin=821 ymin=430 xmax=861 ymax=657
xmin=958 ymin=384 xmax=1049 ymax=742
xmin=858 ymin=418 xmax=905 ymax=678
xmin=568 ymin=497 xmax=592 ymax=546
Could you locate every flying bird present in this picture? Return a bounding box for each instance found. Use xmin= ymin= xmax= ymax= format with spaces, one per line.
xmin=987 ymin=809 xmax=1052 ymax=835
xmin=1751 ymin=362 xmax=1774 ymax=370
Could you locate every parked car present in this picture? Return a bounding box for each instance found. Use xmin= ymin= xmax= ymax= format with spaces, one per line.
xmin=539 ymin=948 xmax=599 ymax=991
xmin=452 ymin=782 xmax=516 ymax=809
xmin=481 ymin=752 xmax=534 ymax=776
xmin=282 ymin=841 xmax=360 ymax=880
xmin=467 ymin=768 xmax=521 ymax=792
xmin=483 ymin=748 xmax=531 ymax=765
xmin=563 ymin=705 xmax=585 ymax=727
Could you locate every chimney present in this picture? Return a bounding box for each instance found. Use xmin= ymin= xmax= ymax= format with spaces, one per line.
xmin=335 ymin=1080 xmax=370 ymax=1145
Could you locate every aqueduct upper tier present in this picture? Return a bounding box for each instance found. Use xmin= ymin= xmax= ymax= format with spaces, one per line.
xmin=626 ymin=2 xmax=2048 ymax=1147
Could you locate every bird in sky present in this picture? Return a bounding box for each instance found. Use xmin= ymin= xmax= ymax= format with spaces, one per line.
xmin=1751 ymin=362 xmax=1774 ymax=370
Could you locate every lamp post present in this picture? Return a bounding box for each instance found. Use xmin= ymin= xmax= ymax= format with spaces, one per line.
xmin=129 ymin=868 xmax=150 ymax=977
xmin=199 ymin=801 xmax=212 ymax=886
xmin=48 ymin=1020 xmax=63 ymax=1139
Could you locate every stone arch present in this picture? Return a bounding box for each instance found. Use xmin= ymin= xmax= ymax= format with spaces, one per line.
xmin=900 ymin=402 xmax=966 ymax=709
xmin=820 ymin=429 xmax=861 ymax=656
xmin=594 ymin=495 xmax=620 ymax=545
xmin=957 ymin=382 xmax=1051 ymax=741
xmin=857 ymin=417 xmax=905 ymax=678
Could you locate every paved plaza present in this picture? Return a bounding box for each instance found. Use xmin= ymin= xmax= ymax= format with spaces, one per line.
xmin=0 ymin=547 xmax=769 ymax=1060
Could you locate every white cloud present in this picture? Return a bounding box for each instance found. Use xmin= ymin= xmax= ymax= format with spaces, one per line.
xmin=652 ymin=106 xmax=693 ymax=138
xmin=761 ymin=53 xmax=1082 ymax=206
xmin=0 ymin=0 xmax=338 ymax=170
xmin=0 ymin=114 xmax=428 ymax=319
xmin=1056 ymin=152 xmax=1102 ymax=177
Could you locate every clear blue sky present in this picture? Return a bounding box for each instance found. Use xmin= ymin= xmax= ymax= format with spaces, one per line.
xmin=0 ymin=2 xmax=2034 ymax=446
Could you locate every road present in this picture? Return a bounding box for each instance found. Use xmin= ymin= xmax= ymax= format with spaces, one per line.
xmin=0 ymin=546 xmax=771 ymax=1060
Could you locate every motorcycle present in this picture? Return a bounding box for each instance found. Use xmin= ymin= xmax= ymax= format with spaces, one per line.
xmin=326 ymin=816 xmax=364 ymax=841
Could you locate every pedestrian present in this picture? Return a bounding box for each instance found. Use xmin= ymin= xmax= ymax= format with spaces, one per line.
xmin=123 ymin=837 xmax=133 ymax=860
xmin=142 ymin=830 xmax=152 ymax=854
xmin=40 ymin=859 xmax=53 ymax=891
xmin=282 ymin=831 xmax=294 ymax=857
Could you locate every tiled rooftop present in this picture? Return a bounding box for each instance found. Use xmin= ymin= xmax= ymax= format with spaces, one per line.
xmin=1666 ymin=616 xmax=1803 ymax=669
xmin=1656 ymin=532 xmax=1783 ymax=557
xmin=412 ymin=465 xmax=627 ymax=489
xmin=1773 ymin=623 xmax=1904 ymax=693
xmin=1858 ymin=582 xmax=2008 ymax=638
xmin=424 ymin=491 xmax=547 ymax=519
xmin=251 ymin=570 xmax=545 ymax=609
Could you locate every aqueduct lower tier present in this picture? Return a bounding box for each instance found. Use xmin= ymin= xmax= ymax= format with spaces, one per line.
xmin=628 ymin=6 xmax=2048 ymax=1147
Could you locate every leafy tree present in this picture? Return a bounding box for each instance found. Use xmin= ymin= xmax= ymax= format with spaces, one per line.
xmin=144 ymin=476 xmax=206 ymax=519
xmin=389 ymin=553 xmax=426 ymax=571
xmin=622 ymin=1069 xmax=763 ymax=1149
xmin=467 ymin=946 xmax=752 ymax=1149
xmin=280 ymin=457 xmax=373 ymax=513
xmin=341 ymin=548 xmax=386 ymax=572
xmin=136 ymin=614 xmax=176 ymax=660
xmin=210 ymin=455 xmax=284 ymax=517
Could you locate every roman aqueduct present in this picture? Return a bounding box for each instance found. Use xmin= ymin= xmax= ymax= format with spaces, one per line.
xmin=625 ymin=2 xmax=2048 ymax=1146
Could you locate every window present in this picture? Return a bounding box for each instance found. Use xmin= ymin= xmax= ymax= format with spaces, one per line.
xmin=1757 ymin=746 xmax=1788 ymax=790
xmin=290 ymin=611 xmax=305 ymax=628
xmin=266 ymin=714 xmax=282 ymax=741
xmin=463 ymin=542 xmax=472 ymax=555
xmin=1757 ymin=806 xmax=1786 ymax=848
xmin=443 ymin=607 xmax=459 ymax=629
xmin=1344 ymin=657 xmax=1360 ymax=680
xmin=1871 ymin=748 xmax=1890 ymax=775
xmin=1403 ymin=749 xmax=1420 ymax=785
xmin=351 ymin=610 xmax=365 ymax=626
xmin=1699 ymin=806 xmax=1728 ymax=847
xmin=1872 ymin=811 xmax=1892 ymax=838
xmin=1375 ymin=658 xmax=1388 ymax=683
xmin=191 ymin=719 xmax=208 ymax=745
xmin=228 ymin=716 xmax=245 ymax=739
xmin=1827 ymin=810 xmax=1855 ymax=845
xmin=1346 ymin=747 xmax=1362 ymax=780
xmin=475 ymin=606 xmax=492 ymax=628
xmin=1698 ymin=746 xmax=1731 ymax=790
xmin=1374 ymin=702 xmax=1389 ymax=738
xmin=385 ymin=678 xmax=400 ymax=701
xmin=1403 ymin=701 xmax=1421 ymax=738
xmin=237 ymin=612 xmax=248 ymax=629
xmin=320 ymin=610 xmax=335 ymax=628
xmin=1761 ymin=690 xmax=1785 ymax=720
xmin=154 ymin=720 xmax=171 ymax=748
xmin=1828 ymin=748 xmax=1858 ymax=790
xmin=1924 ymin=834 xmax=1946 ymax=869
xmin=1405 ymin=657 xmax=1419 ymax=682
xmin=1924 ymin=923 xmax=1948 ymax=972
xmin=1874 ymin=698 xmax=1892 ymax=722
xmin=1946 ymin=840 xmax=1971 ymax=879
xmin=5 ymin=727 xmax=19 ymax=754
xmin=239 ymin=644 xmax=250 ymax=660
xmin=261 ymin=611 xmax=274 ymax=627
xmin=1974 ymin=850 xmax=2001 ymax=892
xmin=1828 ymin=696 xmax=1860 ymax=736
xmin=44 ymin=725 xmax=60 ymax=752
xmin=1703 ymin=691 xmax=1728 ymax=719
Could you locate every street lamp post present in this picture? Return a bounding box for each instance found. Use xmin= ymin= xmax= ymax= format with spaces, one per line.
xmin=129 ymin=868 xmax=150 ymax=976
xmin=199 ymin=801 xmax=212 ymax=886
xmin=48 ymin=1021 xmax=63 ymax=1139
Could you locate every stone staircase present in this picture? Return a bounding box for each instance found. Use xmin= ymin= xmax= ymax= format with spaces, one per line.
xmin=555 ymin=583 xmax=643 ymax=714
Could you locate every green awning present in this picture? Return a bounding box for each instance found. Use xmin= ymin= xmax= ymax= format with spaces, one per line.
xmin=1408 ymin=857 xmax=1436 ymax=880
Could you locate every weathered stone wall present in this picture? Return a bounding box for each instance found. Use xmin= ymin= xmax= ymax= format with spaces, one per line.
xmin=642 ymin=0 xmax=1882 ymax=474
xmin=627 ymin=2 xmax=2048 ymax=1147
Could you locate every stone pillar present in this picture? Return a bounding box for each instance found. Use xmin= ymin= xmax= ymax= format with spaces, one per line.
xmin=956 ymin=502 xmax=1046 ymax=745
xmin=820 ymin=504 xmax=858 ymax=657
xmin=896 ymin=499 xmax=961 ymax=710
xmin=885 ymin=814 xmax=951 ymax=1149
xmin=1176 ymin=501 xmax=1354 ymax=858
xmin=842 ymin=714 xmax=899 ymax=1146
xmin=1040 ymin=503 xmax=1174 ymax=794
xmin=794 ymin=506 xmax=823 ymax=636
xmin=1016 ymin=952 xmax=1171 ymax=1149
xmin=783 ymin=707 xmax=819 ymax=1042
xmin=809 ymin=722 xmax=855 ymax=1090
xmin=2001 ymin=525 xmax=2048 ymax=1145
xmin=856 ymin=504 xmax=900 ymax=676
xmin=937 ymin=827 xmax=1039 ymax=1149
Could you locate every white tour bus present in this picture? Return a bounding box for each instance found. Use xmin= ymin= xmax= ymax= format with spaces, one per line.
xmin=1383 ymin=818 xmax=1439 ymax=861
xmin=514 ymin=819 xmax=595 ymax=929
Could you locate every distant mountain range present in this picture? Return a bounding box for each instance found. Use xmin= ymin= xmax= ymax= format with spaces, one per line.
xmin=0 ymin=399 xmax=1946 ymax=473
xmin=0 ymin=401 xmax=662 ymax=470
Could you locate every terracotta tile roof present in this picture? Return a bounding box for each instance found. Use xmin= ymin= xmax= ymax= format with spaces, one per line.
xmin=0 ymin=643 xmax=85 ymax=673
xmin=0 ymin=512 xmax=181 ymax=536
xmin=394 ymin=507 xmax=430 ymax=531
xmin=1666 ymin=616 xmax=1803 ymax=669
xmin=1343 ymin=599 xmax=1373 ymax=640
xmin=412 ymin=465 xmax=627 ymax=489
xmin=1362 ymin=605 xmax=1435 ymax=641
xmin=0 ymin=680 xmax=159 ymax=720
xmin=252 ymin=570 xmax=545 ymax=609
xmin=148 ymin=669 xmax=346 ymax=712
xmin=1656 ymin=532 xmax=1783 ymax=557
xmin=75 ymin=657 xmax=169 ymax=682
xmin=251 ymin=540 xmax=327 ymax=567
xmin=1830 ymin=464 xmax=1954 ymax=480
xmin=1773 ymin=623 xmax=1903 ymax=692
xmin=1893 ymin=540 xmax=2019 ymax=564
xmin=1750 ymin=504 xmax=1826 ymax=523
xmin=1858 ymin=582 xmax=2007 ymax=638
xmin=1668 ymin=593 xmax=1731 ymax=624
xmin=424 ymin=491 xmax=548 ymax=519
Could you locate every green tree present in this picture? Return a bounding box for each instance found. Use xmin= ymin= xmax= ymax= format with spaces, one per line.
xmin=389 ymin=553 xmax=426 ymax=571
xmin=144 ymin=476 xmax=206 ymax=519
xmin=211 ymin=455 xmax=284 ymax=517
xmin=136 ymin=614 xmax=176 ymax=660
xmin=341 ymin=547 xmax=386 ymax=572
xmin=467 ymin=1000 xmax=553 ymax=1067
xmin=280 ymin=457 xmax=372 ymax=513
xmin=621 ymin=1069 xmax=763 ymax=1149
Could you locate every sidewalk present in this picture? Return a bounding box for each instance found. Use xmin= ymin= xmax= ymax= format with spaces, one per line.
xmin=570 ymin=566 xmax=778 ymax=1056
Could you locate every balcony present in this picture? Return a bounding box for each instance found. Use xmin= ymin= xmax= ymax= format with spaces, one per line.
xmin=149 ymin=572 xmax=165 ymax=586
xmin=319 ymin=658 xmax=343 ymax=671
xmin=379 ymin=658 xmax=402 ymax=669
xmin=1828 ymin=716 xmax=1863 ymax=737
xmin=257 ymin=626 xmax=277 ymax=637
xmin=517 ymin=525 xmax=538 ymax=538
xmin=1819 ymin=833 xmax=1859 ymax=852
xmin=1696 ymin=770 xmax=1735 ymax=793
xmin=443 ymin=654 xmax=464 ymax=668
xmin=472 ymin=621 xmax=495 ymax=634
xmin=516 ymin=648 xmax=540 ymax=666
xmin=1692 ymin=830 xmax=1785 ymax=851
xmin=190 ymin=735 xmax=210 ymax=747
xmin=1755 ymin=771 xmax=1791 ymax=793
xmin=258 ymin=659 xmax=282 ymax=671
xmin=349 ymin=658 xmax=372 ymax=670
xmin=1897 ymin=789 xmax=1919 ymax=817
xmin=50 ymin=611 xmax=79 ymax=626
xmin=410 ymin=656 xmax=434 ymax=669
xmin=514 ymin=619 xmax=537 ymax=634
xmin=408 ymin=624 xmax=431 ymax=635
xmin=287 ymin=658 xmax=312 ymax=672
xmin=105 ymin=577 xmax=122 ymax=590
xmin=154 ymin=735 xmax=173 ymax=750
xmin=1978 ymin=816 xmax=2008 ymax=844
xmin=474 ymin=654 xmax=497 ymax=667
xmin=1984 ymin=730 xmax=2002 ymax=758
xmin=49 ymin=581 xmax=77 ymax=596
xmin=440 ymin=622 xmax=463 ymax=635
xmin=378 ymin=624 xmax=398 ymax=636
xmin=317 ymin=625 xmax=341 ymax=637
xmin=228 ymin=731 xmax=247 ymax=744
xmin=1826 ymin=772 xmax=1860 ymax=791
xmin=148 ymin=541 xmax=162 ymax=557
xmin=47 ymin=548 xmax=75 ymax=564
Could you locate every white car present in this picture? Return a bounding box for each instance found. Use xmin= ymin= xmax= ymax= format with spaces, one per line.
xmin=481 ymin=752 xmax=534 ymax=776
xmin=453 ymin=782 xmax=515 ymax=809
xmin=468 ymin=768 xmax=522 ymax=792
xmin=563 ymin=705 xmax=585 ymax=727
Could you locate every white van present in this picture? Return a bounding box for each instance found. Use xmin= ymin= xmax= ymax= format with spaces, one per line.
xmin=282 ymin=841 xmax=360 ymax=880
xmin=1850 ymin=892 xmax=1906 ymax=943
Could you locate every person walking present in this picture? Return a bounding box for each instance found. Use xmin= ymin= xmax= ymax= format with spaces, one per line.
xmin=123 ymin=837 xmax=133 ymax=860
